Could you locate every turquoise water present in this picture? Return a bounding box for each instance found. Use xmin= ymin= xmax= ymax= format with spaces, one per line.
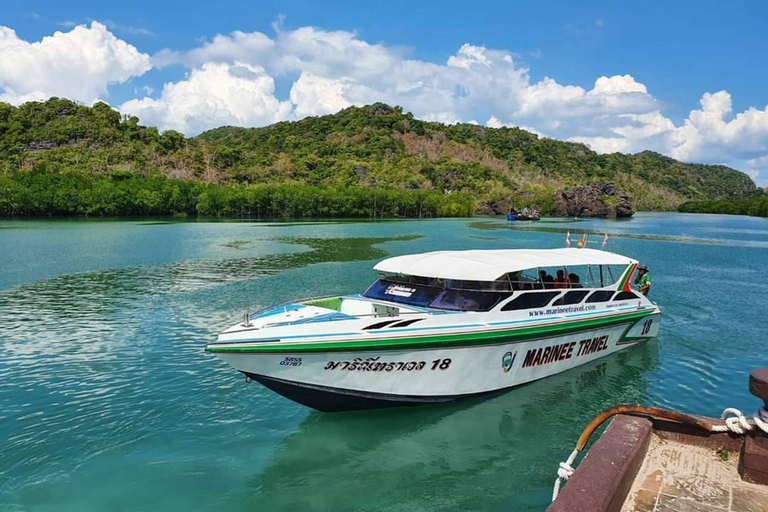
xmin=1 ymin=213 xmax=767 ymax=511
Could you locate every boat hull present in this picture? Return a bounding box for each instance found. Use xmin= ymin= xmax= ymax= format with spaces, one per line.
xmin=214 ymin=312 xmax=660 ymax=411
xmin=245 ymin=373 xmax=482 ymax=412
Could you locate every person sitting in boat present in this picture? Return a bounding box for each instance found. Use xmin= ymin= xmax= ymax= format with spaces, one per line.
xmin=437 ymin=288 xmax=482 ymax=310
xmin=554 ymin=270 xmax=569 ymax=289
xmin=544 ymin=275 xmax=555 ymax=289
xmin=635 ymin=265 xmax=652 ymax=296
xmin=537 ymin=270 xmax=549 ymax=289
xmin=568 ymin=273 xmax=583 ymax=288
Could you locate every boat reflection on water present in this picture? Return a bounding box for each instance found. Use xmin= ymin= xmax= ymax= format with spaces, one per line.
xmin=244 ymin=341 xmax=660 ymax=512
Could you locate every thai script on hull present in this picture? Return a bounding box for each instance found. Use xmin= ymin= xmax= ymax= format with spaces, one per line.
xmin=324 ymin=356 xmax=453 ymax=372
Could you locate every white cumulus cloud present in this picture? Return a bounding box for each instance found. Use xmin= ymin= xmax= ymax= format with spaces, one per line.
xmin=573 ymin=91 xmax=768 ymax=182
xmin=0 ymin=22 xmax=151 ymax=105
xmin=669 ymin=91 xmax=768 ymax=161
xmin=289 ymin=73 xmax=352 ymax=118
xmin=149 ymin=30 xmax=658 ymax=137
xmin=120 ymin=62 xmax=292 ymax=134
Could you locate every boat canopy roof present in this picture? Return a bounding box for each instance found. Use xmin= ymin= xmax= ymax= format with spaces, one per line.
xmin=373 ymin=248 xmax=637 ymax=281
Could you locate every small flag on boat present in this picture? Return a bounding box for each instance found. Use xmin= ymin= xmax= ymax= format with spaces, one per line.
xmin=577 ymin=235 xmax=586 ymax=248
xmin=565 ymin=231 xmax=571 ymax=247
xmin=602 ymin=233 xmax=609 ymax=248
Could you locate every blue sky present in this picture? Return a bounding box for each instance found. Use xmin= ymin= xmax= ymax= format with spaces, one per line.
xmin=2 ymin=0 xmax=768 ymax=184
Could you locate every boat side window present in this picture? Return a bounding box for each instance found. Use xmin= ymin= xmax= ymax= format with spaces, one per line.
xmin=552 ymin=290 xmax=589 ymax=306
xmin=540 ymin=266 xmax=570 ymax=290
xmin=429 ymin=289 xmax=510 ymax=312
xmin=607 ymin=265 xmax=628 ymax=286
xmin=581 ymin=265 xmax=626 ymax=288
xmin=501 ymin=291 xmax=560 ymax=311
xmin=585 ymin=290 xmax=615 ymax=303
xmin=508 ymin=269 xmax=540 ymax=290
xmin=565 ymin=267 xmax=585 ymax=288
xmin=613 ymin=291 xmax=639 ymax=301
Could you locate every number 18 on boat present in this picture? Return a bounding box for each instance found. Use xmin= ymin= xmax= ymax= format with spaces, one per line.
xmin=205 ymin=248 xmax=661 ymax=412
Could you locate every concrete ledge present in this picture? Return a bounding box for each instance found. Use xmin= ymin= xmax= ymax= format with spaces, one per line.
xmin=548 ymin=415 xmax=653 ymax=512
xmin=740 ymin=435 xmax=768 ymax=485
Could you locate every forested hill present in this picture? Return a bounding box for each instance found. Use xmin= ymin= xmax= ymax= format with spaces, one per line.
xmin=196 ymin=104 xmax=757 ymax=211
xmin=0 ymin=99 xmax=759 ymax=216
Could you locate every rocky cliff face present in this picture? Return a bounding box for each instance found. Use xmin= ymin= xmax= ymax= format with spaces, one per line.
xmin=477 ymin=197 xmax=512 ymax=216
xmin=552 ymin=183 xmax=634 ymax=218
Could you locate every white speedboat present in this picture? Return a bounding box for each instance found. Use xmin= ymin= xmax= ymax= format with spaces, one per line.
xmin=206 ymin=248 xmax=661 ymax=411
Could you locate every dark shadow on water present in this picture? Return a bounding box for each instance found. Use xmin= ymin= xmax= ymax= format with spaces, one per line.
xmin=243 ymin=341 xmax=660 ymax=512
xmin=220 ymin=240 xmax=254 ymax=249
xmin=467 ymin=235 xmax=504 ymax=241
xmin=0 ymin=216 xmax=412 ymax=228
xmin=139 ymin=217 xmax=412 ymax=227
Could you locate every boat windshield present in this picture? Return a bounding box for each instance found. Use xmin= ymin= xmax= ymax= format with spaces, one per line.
xmin=429 ymin=289 xmax=508 ymax=311
xmin=362 ymin=278 xmax=510 ymax=312
xmin=362 ymin=279 xmax=442 ymax=307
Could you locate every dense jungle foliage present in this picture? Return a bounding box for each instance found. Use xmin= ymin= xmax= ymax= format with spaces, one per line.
xmin=0 ymin=170 xmax=473 ymax=217
xmin=0 ymin=98 xmax=759 ymax=217
xmin=678 ymin=197 xmax=768 ymax=217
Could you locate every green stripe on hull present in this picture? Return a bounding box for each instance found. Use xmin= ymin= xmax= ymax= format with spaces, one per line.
xmin=207 ymin=310 xmax=656 ymax=354
xmin=616 ymin=313 xmax=659 ymax=345
xmin=617 ymin=264 xmax=635 ymax=291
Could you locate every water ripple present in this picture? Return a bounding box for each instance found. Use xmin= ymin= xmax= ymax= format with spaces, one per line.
xmin=1 ymin=216 xmax=767 ymax=512
xmin=0 ymin=234 xmax=418 ymax=497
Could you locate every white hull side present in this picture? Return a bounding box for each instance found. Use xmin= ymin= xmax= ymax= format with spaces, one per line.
xmin=215 ymin=313 xmax=660 ymax=402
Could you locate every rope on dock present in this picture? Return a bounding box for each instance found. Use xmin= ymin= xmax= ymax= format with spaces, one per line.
xmin=711 ymin=406 xmax=768 ymax=435
xmin=551 ymin=448 xmax=578 ymax=501
xmin=551 ymin=405 xmax=768 ymax=503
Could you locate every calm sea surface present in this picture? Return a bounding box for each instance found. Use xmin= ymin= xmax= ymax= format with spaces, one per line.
xmin=1 ymin=213 xmax=767 ymax=512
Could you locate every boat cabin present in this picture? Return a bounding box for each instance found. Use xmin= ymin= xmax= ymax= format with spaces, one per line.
xmin=358 ymin=248 xmax=643 ymax=314
xmin=239 ymin=248 xmax=649 ymax=329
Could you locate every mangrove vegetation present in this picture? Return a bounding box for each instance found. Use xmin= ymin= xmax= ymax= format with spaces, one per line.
xmin=678 ymin=197 xmax=768 ymax=217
